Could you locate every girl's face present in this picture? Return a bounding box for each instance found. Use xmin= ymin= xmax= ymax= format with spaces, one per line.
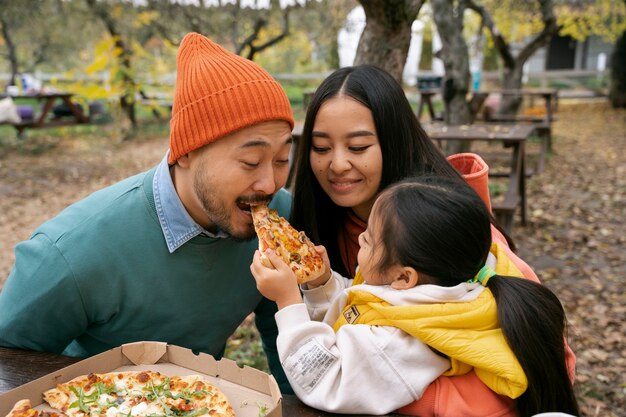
xmin=357 ymin=204 xmax=388 ymax=285
xmin=309 ymin=96 xmax=383 ymax=221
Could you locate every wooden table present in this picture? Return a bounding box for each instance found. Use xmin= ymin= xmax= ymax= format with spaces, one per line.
xmin=480 ymin=88 xmax=557 ymax=173
xmin=424 ymin=123 xmax=537 ymax=233
xmin=0 ymin=347 xmax=401 ymax=417
xmin=481 ymin=88 xmax=558 ymax=122
xmin=416 ymin=89 xmax=441 ymax=121
xmin=0 ymin=93 xmax=89 ymax=135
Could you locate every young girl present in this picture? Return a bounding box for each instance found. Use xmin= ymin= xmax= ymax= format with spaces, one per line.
xmin=251 ymin=176 xmax=579 ymax=417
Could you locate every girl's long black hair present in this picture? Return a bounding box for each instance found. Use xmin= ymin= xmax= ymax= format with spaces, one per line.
xmin=373 ymin=176 xmax=579 ymax=417
xmin=290 ymin=65 xmax=513 ymax=277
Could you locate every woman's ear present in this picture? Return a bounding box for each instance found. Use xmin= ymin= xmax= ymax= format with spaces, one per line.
xmin=390 ymin=266 xmax=419 ymax=290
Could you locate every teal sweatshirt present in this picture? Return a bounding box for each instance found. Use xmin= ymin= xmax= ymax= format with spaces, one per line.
xmin=0 ymin=167 xmax=292 ymax=390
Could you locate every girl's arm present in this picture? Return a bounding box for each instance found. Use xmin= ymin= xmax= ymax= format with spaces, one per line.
xmin=275 ymin=303 xmax=450 ymax=414
xmin=251 ymin=250 xmax=449 ymax=413
xmin=250 ymin=246 xmax=348 ymax=321
xmin=301 ymin=270 xmax=352 ymax=321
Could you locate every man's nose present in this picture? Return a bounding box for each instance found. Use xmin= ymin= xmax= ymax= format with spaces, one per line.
xmin=253 ymin=165 xmax=279 ymax=195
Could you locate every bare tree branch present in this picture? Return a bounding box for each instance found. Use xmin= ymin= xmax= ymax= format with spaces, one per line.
xmin=465 ymin=0 xmax=515 ymax=68
xmin=236 ymin=17 xmax=267 ymax=56
xmin=237 ymin=7 xmax=290 ymax=60
xmin=515 ymin=0 xmax=558 ymax=64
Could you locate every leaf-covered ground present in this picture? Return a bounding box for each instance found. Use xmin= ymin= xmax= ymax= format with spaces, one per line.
xmin=0 ymin=100 xmax=623 ymax=416
xmin=511 ymin=101 xmax=625 ymax=417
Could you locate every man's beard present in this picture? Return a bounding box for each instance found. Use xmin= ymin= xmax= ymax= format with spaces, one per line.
xmin=193 ymin=170 xmax=271 ymax=241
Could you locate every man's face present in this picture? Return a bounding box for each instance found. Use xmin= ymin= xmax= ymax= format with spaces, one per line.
xmin=177 ymin=120 xmax=293 ymax=240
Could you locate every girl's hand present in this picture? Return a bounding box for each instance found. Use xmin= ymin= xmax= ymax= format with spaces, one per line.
xmin=303 ymin=245 xmax=333 ymax=289
xmin=250 ymin=249 xmax=303 ymax=310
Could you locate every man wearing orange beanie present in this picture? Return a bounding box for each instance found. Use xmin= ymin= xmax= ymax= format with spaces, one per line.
xmin=0 ymin=32 xmax=295 ymax=392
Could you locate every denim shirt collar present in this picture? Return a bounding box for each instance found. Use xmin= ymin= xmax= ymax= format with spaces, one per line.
xmin=153 ymin=153 xmax=228 ymax=253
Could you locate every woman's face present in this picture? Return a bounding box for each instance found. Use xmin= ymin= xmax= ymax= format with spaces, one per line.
xmin=309 ymin=96 xmax=383 ymax=221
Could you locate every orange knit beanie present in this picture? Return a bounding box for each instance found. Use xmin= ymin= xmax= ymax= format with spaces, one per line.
xmin=168 ymin=32 xmax=294 ymax=164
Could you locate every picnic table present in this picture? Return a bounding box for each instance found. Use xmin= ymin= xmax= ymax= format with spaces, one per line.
xmin=416 ymin=88 xmax=557 ymax=173
xmin=480 ymin=88 xmax=557 ymax=172
xmin=416 ymin=89 xmax=490 ymax=123
xmin=0 ymin=347 xmax=402 ymax=417
xmin=423 ymin=122 xmax=537 ymax=233
xmin=416 ymin=89 xmax=442 ymax=121
xmin=0 ymin=93 xmax=89 ymax=135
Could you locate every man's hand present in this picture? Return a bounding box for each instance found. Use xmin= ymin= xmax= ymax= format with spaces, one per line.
xmin=250 ymin=249 xmax=303 ymax=310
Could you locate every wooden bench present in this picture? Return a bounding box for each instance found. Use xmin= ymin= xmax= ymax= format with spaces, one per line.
xmin=0 ymin=93 xmax=90 ymax=137
xmin=478 ymin=88 xmax=558 ymax=173
xmin=424 ymin=122 xmax=538 ymax=234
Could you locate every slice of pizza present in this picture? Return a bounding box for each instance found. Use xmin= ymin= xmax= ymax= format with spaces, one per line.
xmin=42 ymin=371 xmax=235 ymax=417
xmin=251 ymin=204 xmax=326 ymax=284
xmin=4 ymin=400 xmax=65 ymax=417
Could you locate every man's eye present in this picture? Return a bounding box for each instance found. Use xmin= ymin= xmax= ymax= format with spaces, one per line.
xmin=275 ymin=159 xmax=290 ymax=166
xmin=311 ymin=146 xmax=329 ymax=153
xmin=242 ymin=161 xmax=259 ymax=168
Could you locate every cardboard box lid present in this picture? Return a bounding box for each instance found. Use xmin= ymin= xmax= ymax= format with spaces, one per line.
xmin=0 ymin=342 xmax=281 ymax=417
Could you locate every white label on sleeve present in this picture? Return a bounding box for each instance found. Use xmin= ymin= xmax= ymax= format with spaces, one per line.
xmin=283 ymin=338 xmax=339 ymax=393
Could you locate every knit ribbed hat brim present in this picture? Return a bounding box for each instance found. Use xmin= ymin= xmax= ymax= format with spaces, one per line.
xmin=168 ymin=33 xmax=294 ymax=164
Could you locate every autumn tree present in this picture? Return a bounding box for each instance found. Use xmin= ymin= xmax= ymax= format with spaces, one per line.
xmin=555 ymin=0 xmax=626 ymax=108
xmin=300 ymin=0 xmax=359 ymax=70
xmin=0 ymin=0 xmax=90 ymax=85
xmin=353 ymin=0 xmax=426 ymax=83
xmin=85 ymin=0 xmax=150 ymax=128
xmin=466 ymin=0 xmax=558 ymax=114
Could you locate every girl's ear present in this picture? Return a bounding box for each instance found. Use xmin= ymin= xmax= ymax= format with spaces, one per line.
xmin=390 ymin=266 xmax=419 ymax=290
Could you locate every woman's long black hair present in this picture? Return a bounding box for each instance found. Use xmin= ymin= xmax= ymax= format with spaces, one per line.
xmin=373 ymin=175 xmax=579 ymax=417
xmin=290 ymin=65 xmax=513 ymax=277
xmin=291 ymin=65 xmax=467 ymax=277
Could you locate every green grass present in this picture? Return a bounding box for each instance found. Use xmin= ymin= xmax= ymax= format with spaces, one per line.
xmin=224 ymin=322 xmax=268 ymax=372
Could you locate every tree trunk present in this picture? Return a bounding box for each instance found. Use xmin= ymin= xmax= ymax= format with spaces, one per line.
xmin=0 ymin=15 xmax=19 ymax=85
xmin=499 ymin=64 xmax=525 ymax=115
xmin=430 ymin=0 xmax=472 ymax=126
xmin=355 ymin=0 xmax=425 ymax=84
xmin=609 ymin=29 xmax=626 ymax=108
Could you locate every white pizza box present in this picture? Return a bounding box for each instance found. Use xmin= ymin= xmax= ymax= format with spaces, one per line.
xmin=0 ymin=341 xmax=282 ymax=417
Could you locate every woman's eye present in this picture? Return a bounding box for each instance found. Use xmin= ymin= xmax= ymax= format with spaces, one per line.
xmin=349 ymin=145 xmax=370 ymax=152
xmin=311 ymin=146 xmax=330 ymax=154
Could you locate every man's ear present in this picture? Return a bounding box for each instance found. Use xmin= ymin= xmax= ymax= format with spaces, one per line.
xmin=176 ymin=153 xmax=191 ymax=169
xmin=390 ymin=266 xmax=419 ymax=290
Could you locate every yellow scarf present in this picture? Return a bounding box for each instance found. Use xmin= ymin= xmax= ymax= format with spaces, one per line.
xmin=335 ymin=243 xmax=528 ymax=399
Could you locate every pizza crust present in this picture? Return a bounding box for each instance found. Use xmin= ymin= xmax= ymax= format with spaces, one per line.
xmin=5 ymin=400 xmax=42 ymax=417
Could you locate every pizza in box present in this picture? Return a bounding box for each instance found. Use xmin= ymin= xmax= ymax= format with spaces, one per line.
xmin=5 ymin=371 xmax=234 ymax=417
